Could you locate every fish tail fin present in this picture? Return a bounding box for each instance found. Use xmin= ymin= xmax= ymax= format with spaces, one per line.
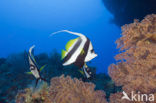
xmin=50 ymin=30 xmax=85 ymax=37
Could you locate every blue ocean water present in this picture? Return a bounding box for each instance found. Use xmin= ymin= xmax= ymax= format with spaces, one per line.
xmin=0 ymin=0 xmax=121 ymax=74
xmin=1 ymin=1 xmax=156 ymax=103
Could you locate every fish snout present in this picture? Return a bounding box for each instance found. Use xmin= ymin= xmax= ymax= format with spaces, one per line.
xmin=92 ymin=53 xmax=98 ymax=58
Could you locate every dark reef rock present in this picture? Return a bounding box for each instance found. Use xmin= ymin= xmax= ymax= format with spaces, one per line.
xmin=103 ymin=0 xmax=156 ymax=26
xmin=0 ymin=58 xmax=6 ymax=66
xmin=0 ymin=51 xmax=119 ymax=103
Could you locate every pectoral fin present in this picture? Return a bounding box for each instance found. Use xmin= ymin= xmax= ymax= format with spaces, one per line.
xmin=61 ymin=49 xmax=66 ymax=59
xmin=26 ymin=72 xmax=33 ymax=75
xmin=78 ymin=69 xmax=84 ymax=75
xmin=40 ymin=64 xmax=47 ymax=72
xmin=80 ymin=49 xmax=85 ymax=55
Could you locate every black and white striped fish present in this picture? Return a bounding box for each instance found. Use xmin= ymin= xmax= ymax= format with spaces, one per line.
xmin=51 ymin=30 xmax=97 ymax=78
xmin=26 ymin=45 xmax=46 ymax=88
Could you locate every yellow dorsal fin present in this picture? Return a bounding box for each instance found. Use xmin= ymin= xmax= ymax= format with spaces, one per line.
xmin=61 ymin=49 xmax=66 ymax=59
xmin=65 ymin=38 xmax=78 ymax=51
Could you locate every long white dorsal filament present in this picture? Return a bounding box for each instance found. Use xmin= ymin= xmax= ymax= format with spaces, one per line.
xmin=29 ymin=45 xmax=35 ymax=55
xmin=50 ymin=30 xmax=85 ymax=37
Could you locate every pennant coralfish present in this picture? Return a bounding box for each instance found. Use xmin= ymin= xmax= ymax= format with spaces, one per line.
xmin=51 ymin=30 xmax=97 ymax=79
xmin=26 ymin=45 xmax=47 ymax=88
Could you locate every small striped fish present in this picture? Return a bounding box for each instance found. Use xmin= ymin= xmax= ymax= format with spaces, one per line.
xmin=26 ymin=45 xmax=46 ymax=88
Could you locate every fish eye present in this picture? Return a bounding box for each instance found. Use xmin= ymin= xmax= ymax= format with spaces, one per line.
xmin=30 ymin=65 xmax=35 ymax=70
xmin=91 ymin=49 xmax=94 ymax=53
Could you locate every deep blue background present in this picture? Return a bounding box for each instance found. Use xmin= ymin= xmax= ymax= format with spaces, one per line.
xmin=0 ymin=0 xmax=121 ymax=74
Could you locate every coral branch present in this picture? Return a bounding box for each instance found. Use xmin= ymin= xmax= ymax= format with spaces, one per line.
xmin=16 ymin=75 xmax=107 ymax=103
xmin=109 ymin=14 xmax=156 ymax=103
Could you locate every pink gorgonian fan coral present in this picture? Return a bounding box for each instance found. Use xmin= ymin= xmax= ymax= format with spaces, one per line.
xmin=109 ymin=14 xmax=156 ymax=103
xmin=16 ymin=75 xmax=107 ymax=103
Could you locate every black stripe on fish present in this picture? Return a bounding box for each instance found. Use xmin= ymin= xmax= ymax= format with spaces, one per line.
xmin=63 ymin=38 xmax=82 ymax=64
xmin=29 ymin=53 xmax=37 ymax=67
xmin=74 ymin=38 xmax=90 ymax=68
